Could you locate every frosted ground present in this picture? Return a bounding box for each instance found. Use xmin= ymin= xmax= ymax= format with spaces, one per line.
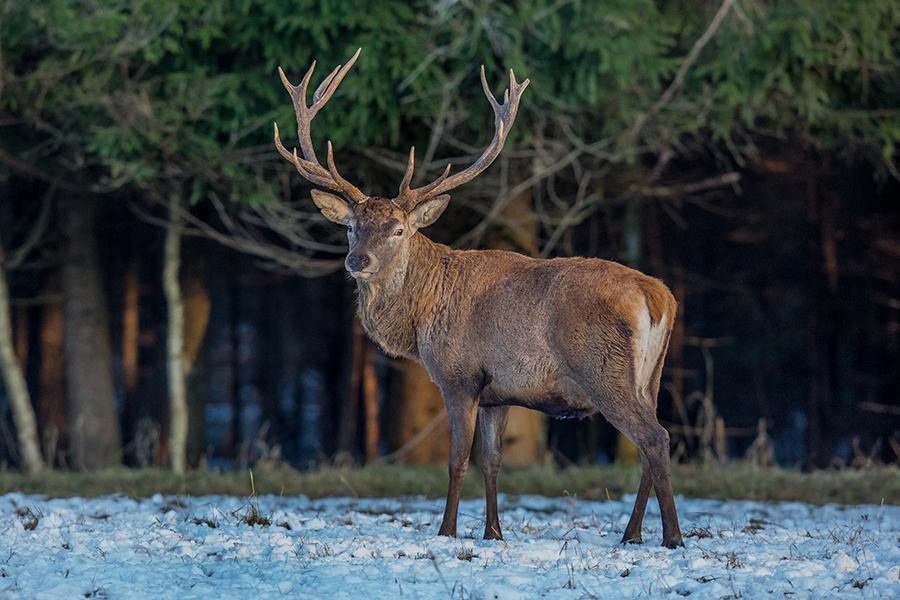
xmin=1 ymin=492 xmax=897 ymax=599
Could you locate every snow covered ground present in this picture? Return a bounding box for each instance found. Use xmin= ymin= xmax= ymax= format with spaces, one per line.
xmin=1 ymin=492 xmax=896 ymax=599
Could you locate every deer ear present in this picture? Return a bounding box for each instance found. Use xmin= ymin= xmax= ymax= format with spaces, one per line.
xmin=410 ymin=195 xmax=450 ymax=229
xmin=311 ymin=190 xmax=354 ymax=224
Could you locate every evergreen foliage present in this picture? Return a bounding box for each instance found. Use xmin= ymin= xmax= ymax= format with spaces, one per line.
xmin=3 ymin=0 xmax=897 ymax=205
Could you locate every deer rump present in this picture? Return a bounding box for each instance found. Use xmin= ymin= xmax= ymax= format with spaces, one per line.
xmin=418 ymin=251 xmax=674 ymax=421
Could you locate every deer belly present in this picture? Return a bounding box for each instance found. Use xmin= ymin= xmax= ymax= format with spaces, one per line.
xmin=479 ymin=373 xmax=596 ymax=420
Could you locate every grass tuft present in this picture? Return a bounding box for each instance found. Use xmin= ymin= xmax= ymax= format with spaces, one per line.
xmin=239 ymin=506 xmax=271 ymax=527
xmin=456 ymin=547 xmax=476 ymax=561
xmin=237 ymin=470 xmax=272 ymax=527
xmin=741 ymin=518 xmax=766 ymax=534
xmin=0 ymin=463 xmax=897 ymax=506
xmin=192 ymin=517 xmax=218 ymax=528
xmin=725 ymin=552 xmax=744 ymax=569
xmin=685 ymin=526 xmax=713 ymax=539
xmin=16 ymin=506 xmax=41 ymax=531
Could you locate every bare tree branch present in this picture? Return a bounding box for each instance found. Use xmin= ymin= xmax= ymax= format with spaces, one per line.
xmin=621 ymin=0 xmax=736 ymax=144
xmin=5 ymin=184 xmax=55 ymax=269
xmin=130 ymin=199 xmax=343 ymax=277
xmin=641 ymin=172 xmax=741 ymax=198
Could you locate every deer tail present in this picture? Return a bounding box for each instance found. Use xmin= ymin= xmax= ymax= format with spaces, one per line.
xmin=635 ymin=279 xmax=676 ymax=399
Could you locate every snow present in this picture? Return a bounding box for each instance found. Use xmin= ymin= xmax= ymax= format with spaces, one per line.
xmin=1 ymin=492 xmax=897 ymax=598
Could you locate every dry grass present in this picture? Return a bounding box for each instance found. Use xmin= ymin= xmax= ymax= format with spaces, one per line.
xmin=15 ymin=506 xmax=41 ymax=530
xmin=0 ymin=462 xmax=896 ymax=505
xmin=236 ymin=470 xmax=272 ymax=527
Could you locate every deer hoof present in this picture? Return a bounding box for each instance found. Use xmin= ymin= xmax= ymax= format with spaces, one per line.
xmin=621 ymin=534 xmax=643 ymax=545
xmin=662 ymin=536 xmax=684 ymax=549
xmin=483 ymin=529 xmax=503 ymax=541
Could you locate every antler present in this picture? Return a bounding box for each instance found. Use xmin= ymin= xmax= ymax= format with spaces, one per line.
xmin=274 ymin=49 xmax=368 ymax=205
xmin=393 ymin=66 xmax=529 ymax=211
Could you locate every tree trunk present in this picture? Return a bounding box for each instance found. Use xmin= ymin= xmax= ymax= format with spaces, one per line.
xmin=229 ymin=276 xmax=242 ymax=461
xmin=121 ymin=259 xmax=140 ymax=463
xmin=121 ymin=261 xmax=140 ymax=396
xmin=182 ymin=257 xmax=211 ymax=373
xmin=362 ymin=342 xmax=379 ymax=463
xmin=13 ymin=307 xmax=28 ymax=366
xmin=38 ymin=286 xmax=66 ymax=467
xmin=805 ymin=171 xmax=839 ymax=469
xmin=337 ymin=318 xmax=366 ymax=460
xmin=394 ymin=359 xmax=448 ymax=464
xmin=0 ymin=250 xmax=44 ymax=474
xmin=182 ymin=253 xmax=211 ymax=467
xmin=164 ymin=196 xmax=188 ymax=474
xmin=60 ymin=198 xmax=121 ymax=469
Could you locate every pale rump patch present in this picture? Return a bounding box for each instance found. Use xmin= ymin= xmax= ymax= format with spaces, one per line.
xmin=634 ymin=299 xmax=669 ymax=396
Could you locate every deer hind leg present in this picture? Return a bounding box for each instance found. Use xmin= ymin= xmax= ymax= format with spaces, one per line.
xmin=645 ymin=328 xmax=683 ymax=548
xmin=640 ymin=421 xmax=683 ymax=548
xmin=621 ymin=452 xmax=652 ymax=544
xmin=620 ymin=311 xmax=682 ymax=548
xmin=475 ymin=406 xmax=509 ymax=540
xmin=604 ymin=398 xmax=683 ymax=548
xmin=438 ymin=394 xmax=479 ymax=537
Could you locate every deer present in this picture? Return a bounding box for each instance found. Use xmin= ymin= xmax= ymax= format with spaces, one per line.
xmin=274 ymin=49 xmax=684 ymax=549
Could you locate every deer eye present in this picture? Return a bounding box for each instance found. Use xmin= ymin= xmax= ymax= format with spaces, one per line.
xmin=347 ymin=225 xmax=354 ymax=233
xmin=393 ymin=228 xmax=404 ymax=237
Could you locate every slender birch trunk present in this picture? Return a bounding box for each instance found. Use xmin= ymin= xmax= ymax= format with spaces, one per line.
xmin=0 ymin=249 xmax=44 ymax=474
xmin=164 ymin=196 xmax=188 ymax=474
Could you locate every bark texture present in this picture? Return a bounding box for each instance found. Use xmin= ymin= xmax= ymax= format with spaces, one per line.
xmin=60 ymin=198 xmax=121 ymax=470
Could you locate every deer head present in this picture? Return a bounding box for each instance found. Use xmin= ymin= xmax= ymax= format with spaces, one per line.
xmin=274 ymin=49 xmax=529 ymax=280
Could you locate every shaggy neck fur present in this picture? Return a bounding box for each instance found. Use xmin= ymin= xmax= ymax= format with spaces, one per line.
xmin=355 ymin=233 xmax=452 ymax=359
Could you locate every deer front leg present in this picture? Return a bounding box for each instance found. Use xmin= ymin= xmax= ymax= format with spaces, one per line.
xmin=476 ymin=406 xmax=509 ymax=540
xmin=438 ymin=395 xmax=479 ymax=537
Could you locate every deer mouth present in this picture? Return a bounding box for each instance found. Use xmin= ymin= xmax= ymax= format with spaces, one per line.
xmin=349 ymin=269 xmax=378 ymax=280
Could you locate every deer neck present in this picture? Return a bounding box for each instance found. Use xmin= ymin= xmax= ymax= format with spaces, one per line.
xmin=355 ymin=233 xmax=449 ymax=359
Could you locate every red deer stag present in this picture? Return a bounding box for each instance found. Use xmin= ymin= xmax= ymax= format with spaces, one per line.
xmin=274 ymin=49 xmax=683 ymax=548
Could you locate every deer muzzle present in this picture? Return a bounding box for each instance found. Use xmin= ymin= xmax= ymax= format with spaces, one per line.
xmin=346 ymin=252 xmax=378 ymax=278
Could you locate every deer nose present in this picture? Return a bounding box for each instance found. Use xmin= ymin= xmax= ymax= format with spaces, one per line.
xmin=346 ymin=253 xmax=371 ymax=272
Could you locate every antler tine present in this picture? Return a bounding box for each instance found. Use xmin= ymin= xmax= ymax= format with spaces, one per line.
xmin=391 ymin=65 xmax=529 ymax=210
xmin=394 ymin=144 xmax=453 ymax=210
xmin=273 ymin=49 xmax=367 ymax=204
xmin=312 ymin=65 xmax=342 ymax=105
xmin=312 ymin=48 xmax=361 ymax=110
xmin=278 ymin=62 xmax=319 ymax=163
xmin=273 ymin=122 xmax=293 ymax=162
xmin=327 ymin=141 xmax=368 ymax=205
xmin=397 ymin=147 xmax=416 ymax=196
xmin=411 ymin=163 xmax=451 ymax=196
xmin=274 ymin=123 xmax=338 ymax=191
xmin=480 ymin=65 xmax=502 ymax=115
